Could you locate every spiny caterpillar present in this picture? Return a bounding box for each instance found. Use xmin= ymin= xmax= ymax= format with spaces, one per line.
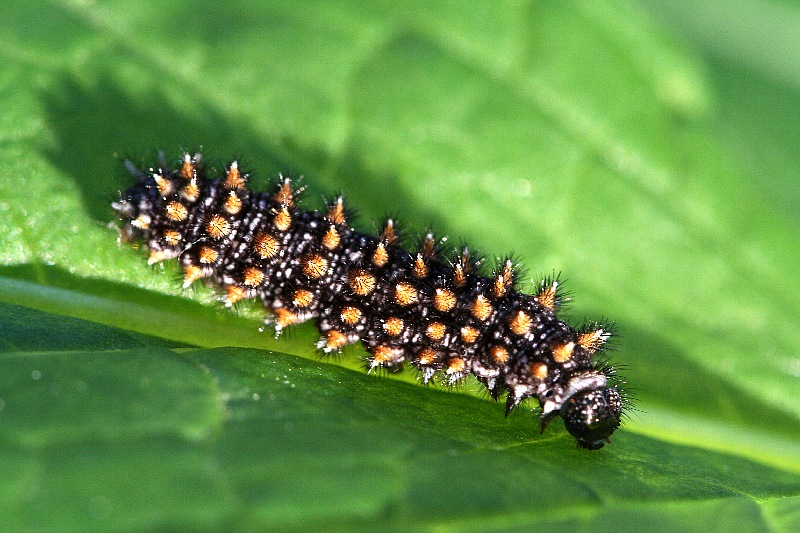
xmin=114 ymin=152 xmax=627 ymax=449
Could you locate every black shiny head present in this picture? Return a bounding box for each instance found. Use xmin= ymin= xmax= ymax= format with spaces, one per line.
xmin=561 ymin=387 xmax=622 ymax=450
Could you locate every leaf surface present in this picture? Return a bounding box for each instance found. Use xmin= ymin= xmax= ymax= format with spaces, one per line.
xmin=1 ymin=1 xmax=798 ymax=530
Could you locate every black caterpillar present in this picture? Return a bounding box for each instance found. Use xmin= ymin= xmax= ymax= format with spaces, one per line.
xmin=113 ymin=152 xmax=627 ymax=449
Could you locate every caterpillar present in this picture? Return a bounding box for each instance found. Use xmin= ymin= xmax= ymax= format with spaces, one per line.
xmin=113 ymin=151 xmax=627 ymax=449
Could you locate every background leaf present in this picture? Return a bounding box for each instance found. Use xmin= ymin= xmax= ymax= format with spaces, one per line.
xmin=1 ymin=0 xmax=799 ymax=531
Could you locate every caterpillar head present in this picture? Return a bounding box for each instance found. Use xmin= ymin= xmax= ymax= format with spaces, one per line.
xmin=541 ymin=369 xmax=623 ymax=450
xmin=560 ymin=386 xmax=622 ymax=450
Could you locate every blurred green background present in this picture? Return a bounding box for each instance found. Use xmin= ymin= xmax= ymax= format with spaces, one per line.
xmin=0 ymin=1 xmax=798 ymax=531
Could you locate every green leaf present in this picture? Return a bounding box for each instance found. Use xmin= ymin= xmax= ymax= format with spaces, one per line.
xmin=1 ymin=0 xmax=799 ymax=531
xmin=3 ymin=304 xmax=799 ymax=531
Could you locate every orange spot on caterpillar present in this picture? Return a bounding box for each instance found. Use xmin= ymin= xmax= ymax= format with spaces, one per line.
xmin=509 ymin=310 xmax=532 ymax=336
xmin=531 ymin=362 xmax=548 ymax=379
xmin=412 ymin=254 xmax=428 ymax=279
xmin=348 ymin=269 xmax=376 ymax=296
xmin=274 ymin=177 xmax=295 ymax=207
xmin=323 ymin=225 xmax=341 ymax=250
xmin=490 ymin=345 xmax=509 ymax=364
xmin=224 ymin=161 xmax=246 ymax=190
xmin=183 ymin=264 xmax=204 ymax=286
xmin=254 ymin=233 xmax=279 ymax=259
xmin=426 ymin=322 xmax=446 ymax=341
xmin=198 ymin=245 xmax=218 ymax=264
xmin=471 ymin=295 xmax=493 ymax=321
xmin=552 ymin=341 xmax=575 ymax=363
xmin=162 ymin=229 xmax=181 ymax=246
xmin=340 ymin=306 xmax=363 ymax=326
xmin=372 ymin=242 xmax=389 ymax=267
xmin=325 ymin=329 xmax=348 ymax=350
xmin=433 ymin=288 xmax=456 ymax=312
xmin=394 ymin=281 xmax=418 ymax=306
xmin=460 ymin=326 xmax=479 ymax=344
xmin=206 ymin=214 xmax=231 ymax=239
xmin=273 ymin=206 xmax=292 ymax=232
xmin=224 ymin=191 xmax=242 ymax=215
xmin=302 ymin=254 xmax=328 ymax=279
xmin=417 ymin=348 xmax=439 ymax=366
xmin=383 ymin=316 xmax=404 ymax=337
xmin=181 ymin=178 xmax=200 ymax=203
xmin=165 ymin=201 xmax=188 ymax=222
xmin=578 ymin=327 xmax=609 ymax=353
xmin=242 ymin=267 xmax=264 ymax=287
xmin=326 ymin=196 xmax=346 ymax=225
xmin=292 ymin=289 xmax=314 ymax=308
xmin=493 ymin=260 xmax=515 ymax=298
xmin=225 ymin=285 xmax=247 ymax=306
